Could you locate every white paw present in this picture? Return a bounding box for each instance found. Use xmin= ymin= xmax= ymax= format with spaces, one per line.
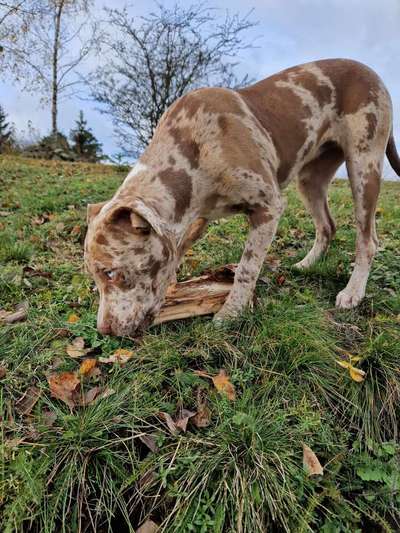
xmin=335 ymin=288 xmax=364 ymax=309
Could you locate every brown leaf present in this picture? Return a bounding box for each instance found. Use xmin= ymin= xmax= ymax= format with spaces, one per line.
xmin=303 ymin=443 xmax=324 ymax=476
xmin=211 ymin=370 xmax=236 ymax=401
xmin=79 ymin=358 xmax=97 ymax=376
xmin=192 ymin=389 xmax=211 ymax=428
xmin=175 ymin=408 xmax=196 ymax=432
xmin=53 ymin=328 xmax=70 ymax=338
xmin=276 ymin=275 xmax=286 ymax=286
xmin=99 ymin=348 xmax=134 ymax=365
xmin=66 ymin=337 xmax=88 ymax=358
xmin=139 ymin=434 xmax=158 ymax=453
xmin=42 ymin=409 xmax=57 ymax=427
xmin=137 ymin=519 xmax=159 ymax=533
xmin=95 ymin=387 xmax=115 ymax=401
xmin=23 ymin=266 xmax=52 ymax=279
xmin=70 ymin=225 xmax=81 ymax=236
xmin=0 ymin=366 xmax=6 ymax=379
xmin=15 ymin=386 xmax=41 ymax=415
xmin=0 ymin=301 xmax=29 ymax=324
xmin=158 ymin=412 xmax=178 ymax=435
xmin=81 ymin=386 xmax=101 ymax=405
xmin=48 ymin=372 xmax=80 ymax=408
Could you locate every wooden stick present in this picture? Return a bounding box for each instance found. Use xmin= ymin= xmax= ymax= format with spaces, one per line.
xmin=154 ymin=265 xmax=236 ymax=324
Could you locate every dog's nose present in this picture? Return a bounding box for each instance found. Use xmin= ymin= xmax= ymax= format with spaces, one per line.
xmin=98 ymin=321 xmax=112 ymax=335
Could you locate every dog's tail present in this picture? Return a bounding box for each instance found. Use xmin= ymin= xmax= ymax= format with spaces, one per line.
xmin=386 ymin=130 xmax=400 ymax=176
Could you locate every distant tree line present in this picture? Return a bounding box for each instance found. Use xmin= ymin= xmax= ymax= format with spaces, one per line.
xmin=0 ymin=1 xmax=256 ymax=160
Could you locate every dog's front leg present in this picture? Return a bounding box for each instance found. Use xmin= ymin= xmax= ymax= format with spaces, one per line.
xmin=214 ymin=201 xmax=283 ymax=322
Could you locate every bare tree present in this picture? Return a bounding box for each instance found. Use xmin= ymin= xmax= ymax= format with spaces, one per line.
xmin=90 ymin=3 xmax=256 ymax=157
xmin=1 ymin=0 xmax=99 ymax=136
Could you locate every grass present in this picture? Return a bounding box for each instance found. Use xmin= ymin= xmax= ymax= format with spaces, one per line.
xmin=0 ymin=155 xmax=400 ymax=532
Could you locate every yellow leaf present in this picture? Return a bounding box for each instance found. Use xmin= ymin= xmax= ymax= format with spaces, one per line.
xmin=349 ymin=366 xmax=366 ymax=382
xmin=67 ymin=313 xmax=79 ymax=324
xmin=79 ymin=358 xmax=97 ymax=376
xmin=99 ymin=348 xmax=134 ymax=365
xmin=303 ymin=443 xmax=324 ymax=476
xmin=212 ymin=369 xmax=236 ymax=401
xmin=336 ymin=359 xmax=350 ymax=369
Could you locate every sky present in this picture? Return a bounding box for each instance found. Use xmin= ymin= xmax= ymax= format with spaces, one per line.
xmin=2 ymin=0 xmax=400 ymax=177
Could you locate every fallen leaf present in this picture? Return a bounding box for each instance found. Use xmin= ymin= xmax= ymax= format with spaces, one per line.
xmin=336 ymin=359 xmax=366 ymax=383
xmin=158 ymin=412 xmax=178 ymax=435
xmin=99 ymin=348 xmax=134 ymax=365
xmin=79 ymin=358 xmax=97 ymax=376
xmin=264 ymin=255 xmax=281 ymax=272
xmin=276 ymin=274 xmax=286 ymax=286
xmin=349 ymin=366 xmax=366 ymax=383
xmin=42 ymin=409 xmax=57 ymax=427
xmin=0 ymin=366 xmax=6 ymax=379
xmin=48 ymin=372 xmax=80 ymax=408
xmin=192 ymin=388 xmax=211 ymax=428
xmin=66 ymin=337 xmax=88 ymax=358
xmin=212 ymin=370 xmax=236 ymax=401
xmin=23 ymin=266 xmax=52 ymax=279
xmin=175 ymin=408 xmax=196 ymax=432
xmin=95 ymin=387 xmax=115 ymax=401
xmin=137 ymin=519 xmax=159 ymax=533
xmin=303 ymin=443 xmax=324 ymax=476
xmin=139 ymin=434 xmax=158 ymax=453
xmin=15 ymin=386 xmax=41 ymax=415
xmin=67 ymin=313 xmax=80 ymax=324
xmin=0 ymin=301 xmax=29 ymax=324
xmin=81 ymin=386 xmax=101 ymax=405
xmin=70 ymin=225 xmax=81 ymax=237
xmin=54 ymin=328 xmax=70 ymax=338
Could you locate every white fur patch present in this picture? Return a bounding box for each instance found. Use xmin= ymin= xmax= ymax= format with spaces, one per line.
xmin=125 ymin=162 xmax=148 ymax=183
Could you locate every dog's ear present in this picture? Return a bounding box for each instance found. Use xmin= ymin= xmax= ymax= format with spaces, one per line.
xmin=87 ymin=202 xmax=107 ymax=224
xmin=132 ymin=199 xmax=165 ymax=237
xmin=106 ymin=205 xmax=151 ymax=236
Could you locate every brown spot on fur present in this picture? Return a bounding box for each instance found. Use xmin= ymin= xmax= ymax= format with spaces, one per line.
xmin=366 ymin=112 xmax=377 ymax=140
xmin=249 ymin=208 xmax=273 ymax=228
xmin=169 ymin=127 xmax=200 ymax=169
xmin=362 ymin=170 xmax=381 ymax=236
xmin=218 ymin=115 xmax=228 ymax=134
xmin=317 ymin=59 xmax=380 ymax=114
xmin=96 ymin=233 xmax=109 ymax=246
xmin=291 ymin=68 xmax=333 ymax=107
xmin=168 ymin=155 xmax=176 ymax=165
xmin=244 ymin=249 xmax=254 ymax=261
xmin=238 ymin=81 xmax=311 ymax=184
xmin=158 ymin=167 xmax=192 ymax=222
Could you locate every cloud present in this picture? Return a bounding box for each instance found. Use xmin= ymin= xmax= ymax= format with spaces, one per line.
xmin=1 ymin=0 xmax=400 ymax=176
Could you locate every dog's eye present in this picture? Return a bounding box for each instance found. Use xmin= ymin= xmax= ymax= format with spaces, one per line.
xmin=104 ymin=270 xmax=117 ymax=281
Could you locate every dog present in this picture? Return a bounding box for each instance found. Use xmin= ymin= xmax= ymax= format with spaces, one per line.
xmin=85 ymin=58 xmax=400 ymax=337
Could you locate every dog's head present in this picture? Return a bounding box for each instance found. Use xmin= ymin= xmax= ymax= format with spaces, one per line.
xmin=84 ymin=199 xmax=177 ymax=336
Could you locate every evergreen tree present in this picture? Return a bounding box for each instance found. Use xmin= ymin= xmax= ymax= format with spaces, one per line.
xmin=0 ymin=105 xmax=12 ymax=153
xmin=70 ymin=111 xmax=102 ymax=162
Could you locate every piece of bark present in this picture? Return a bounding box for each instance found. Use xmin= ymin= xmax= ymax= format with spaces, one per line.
xmin=154 ymin=264 xmax=236 ymax=324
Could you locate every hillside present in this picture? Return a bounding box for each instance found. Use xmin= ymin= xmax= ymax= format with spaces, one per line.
xmin=1 ymin=156 xmax=400 ymax=532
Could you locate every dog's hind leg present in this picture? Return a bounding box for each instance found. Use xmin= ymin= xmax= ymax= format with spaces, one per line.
xmin=295 ymin=147 xmax=344 ymax=269
xmin=335 ymin=153 xmax=383 ymax=309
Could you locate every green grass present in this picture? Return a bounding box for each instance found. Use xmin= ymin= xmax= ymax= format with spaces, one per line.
xmin=1 ymin=155 xmax=400 ymax=532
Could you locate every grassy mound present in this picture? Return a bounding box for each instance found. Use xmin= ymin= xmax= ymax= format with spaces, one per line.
xmin=1 ymin=156 xmax=400 ymax=532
